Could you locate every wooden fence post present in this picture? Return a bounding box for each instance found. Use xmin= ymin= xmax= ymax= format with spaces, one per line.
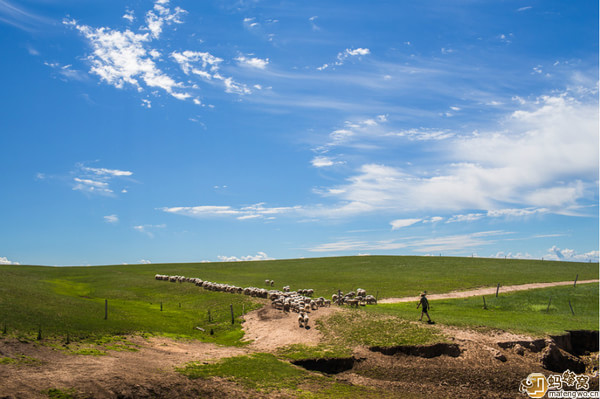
xmin=568 ymin=300 xmax=575 ymax=315
xmin=495 ymin=283 xmax=500 ymax=298
xmin=482 ymin=296 xmax=487 ymax=309
xmin=160 ymin=302 xmax=163 ymax=311
xmin=104 ymin=299 xmax=108 ymax=320
xmin=230 ymin=304 xmax=235 ymax=325
xmin=573 ymin=274 xmax=578 ymax=288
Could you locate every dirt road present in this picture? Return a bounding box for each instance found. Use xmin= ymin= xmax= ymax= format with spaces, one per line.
xmin=379 ymin=279 xmax=599 ymax=304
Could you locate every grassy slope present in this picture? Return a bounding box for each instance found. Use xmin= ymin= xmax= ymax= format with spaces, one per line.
xmin=0 ymin=256 xmax=597 ymax=341
xmin=371 ymin=283 xmax=599 ymax=336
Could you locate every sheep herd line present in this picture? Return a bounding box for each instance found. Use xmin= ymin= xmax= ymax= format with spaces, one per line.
xmin=154 ymin=274 xmax=378 ymax=329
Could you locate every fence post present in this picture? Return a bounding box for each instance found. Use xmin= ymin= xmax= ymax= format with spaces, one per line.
xmin=482 ymin=296 xmax=487 ymax=309
xmin=104 ymin=299 xmax=108 ymax=320
xmin=230 ymin=304 xmax=234 ymax=325
xmin=208 ymin=310 xmax=212 ymax=322
xmin=546 ymin=297 xmax=552 ymax=312
xmin=160 ymin=302 xmax=163 ymax=311
xmin=573 ymin=274 xmax=578 ymax=288
xmin=496 ymin=283 xmax=500 ymax=298
xmin=568 ymin=300 xmax=575 ymax=315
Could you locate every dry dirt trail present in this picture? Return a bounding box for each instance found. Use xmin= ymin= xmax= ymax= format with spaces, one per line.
xmin=379 ymin=279 xmax=599 ymax=304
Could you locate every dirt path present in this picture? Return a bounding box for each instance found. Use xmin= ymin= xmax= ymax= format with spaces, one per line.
xmin=379 ymin=279 xmax=599 ymax=304
xmin=241 ymin=304 xmax=339 ymax=351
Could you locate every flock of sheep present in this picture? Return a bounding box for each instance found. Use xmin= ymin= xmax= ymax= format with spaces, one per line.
xmin=154 ymin=274 xmax=377 ymax=329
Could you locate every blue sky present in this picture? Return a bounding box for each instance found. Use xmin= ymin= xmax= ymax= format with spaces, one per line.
xmin=0 ymin=0 xmax=598 ymax=266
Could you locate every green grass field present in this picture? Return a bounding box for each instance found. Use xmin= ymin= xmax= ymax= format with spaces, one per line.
xmin=370 ymin=283 xmax=599 ymax=336
xmin=0 ymin=256 xmax=597 ymax=344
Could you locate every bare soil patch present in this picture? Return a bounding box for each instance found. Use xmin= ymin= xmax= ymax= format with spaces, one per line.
xmin=241 ymin=304 xmax=338 ymax=351
xmin=0 ymin=336 xmax=252 ymax=399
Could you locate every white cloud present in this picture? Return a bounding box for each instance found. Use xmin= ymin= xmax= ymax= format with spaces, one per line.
xmin=309 ymin=239 xmax=407 ymax=253
xmin=409 ymin=231 xmax=507 ymax=253
xmin=70 ymin=163 xmax=133 ymax=197
xmin=104 ymin=214 xmax=119 ymax=224
xmin=318 ymin=47 xmax=371 ymax=70
xmin=73 ymin=177 xmax=113 ymax=195
xmin=486 ymin=208 xmax=549 ymax=218
xmin=133 ymin=224 xmax=166 ymax=238
xmin=309 ymin=230 xmax=507 ymax=253
xmin=491 ymin=251 xmax=534 ymax=259
xmin=387 ymin=128 xmax=455 ymax=141
xmin=171 ymin=50 xmax=222 ymax=75
xmin=44 ymin=61 xmax=88 ymax=82
xmin=82 ymin=166 xmax=133 ymax=177
xmin=161 ymin=203 xmax=302 ymax=220
xmin=344 ymin=48 xmax=370 ymax=57
xmin=217 ymin=252 xmax=273 ymax=262
xmin=236 ymin=55 xmax=269 ymax=69
xmin=311 ymin=156 xmax=344 ymax=168
xmin=122 ymin=9 xmax=135 ymax=22
xmin=144 ymin=0 xmax=186 ymax=39
xmin=446 ymin=213 xmax=485 ymax=223
xmin=315 ymin=92 xmax=598 ymax=217
xmin=390 ymin=218 xmax=422 ymax=230
xmin=309 ymin=16 xmax=320 ymax=31
xmin=0 ymin=256 xmax=20 ymax=265
xmin=139 ymin=259 xmax=152 ymax=264
xmin=544 ymin=246 xmax=599 ymax=262
xmin=68 ymin=21 xmax=191 ymax=100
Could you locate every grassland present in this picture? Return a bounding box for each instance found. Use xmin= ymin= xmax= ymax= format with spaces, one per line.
xmin=0 ymin=256 xmax=597 ymax=343
xmin=370 ymin=282 xmax=599 ymax=336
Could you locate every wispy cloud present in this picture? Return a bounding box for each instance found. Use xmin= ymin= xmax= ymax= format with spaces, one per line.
xmin=70 ymin=163 xmax=133 ymax=197
xmin=0 ymin=0 xmax=53 ymax=32
xmin=133 ymin=224 xmax=166 ymax=238
xmin=313 ymin=92 xmax=598 ymax=217
xmin=104 ymin=214 xmax=119 ymax=224
xmin=309 ymin=16 xmax=320 ymax=31
xmin=308 ymin=230 xmax=509 ymax=254
xmin=43 ymin=62 xmax=89 ymax=82
xmin=236 ymin=55 xmax=269 ymax=69
xmin=217 ymin=251 xmax=273 ymax=262
xmin=161 ymin=202 xmax=302 ymax=220
xmin=390 ymin=218 xmax=422 ymax=230
xmin=318 ymin=47 xmax=371 ymax=70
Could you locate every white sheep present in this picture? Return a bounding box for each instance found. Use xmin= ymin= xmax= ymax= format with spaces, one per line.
xmin=298 ymin=312 xmax=305 ymax=328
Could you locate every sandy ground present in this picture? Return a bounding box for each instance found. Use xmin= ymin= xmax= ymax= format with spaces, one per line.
xmin=379 ymin=279 xmax=599 ymax=304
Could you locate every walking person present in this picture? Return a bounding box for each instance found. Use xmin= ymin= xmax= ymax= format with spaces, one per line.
xmin=417 ymin=292 xmax=433 ymax=323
